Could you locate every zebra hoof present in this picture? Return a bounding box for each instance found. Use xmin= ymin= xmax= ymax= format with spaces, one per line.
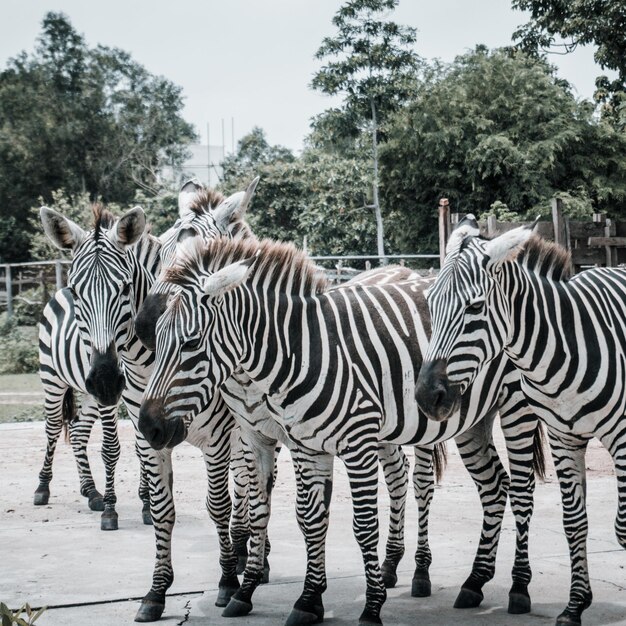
xmin=381 ymin=568 xmax=397 ymax=589
xmin=411 ymin=576 xmax=431 ymax=598
xmin=454 ymin=587 xmax=484 ymax=609
xmin=222 ymin=597 xmax=253 ymax=618
xmin=87 ymin=489 xmax=105 ymax=512
xmin=134 ymin=600 xmax=164 ymax=622
xmin=33 ymin=486 xmax=50 ymax=506
xmin=236 ymin=554 xmax=247 ymax=575
xmin=142 ymin=503 xmax=153 ymax=526
xmin=101 ymin=510 xmax=119 ymax=531
xmin=508 ymin=591 xmax=531 ymax=614
xmin=358 ymin=608 xmax=382 ymax=625
xmin=215 ymin=585 xmax=240 ymax=607
xmin=284 ymin=607 xmax=324 ymax=625
xmin=555 ymin=612 xmax=582 ymax=625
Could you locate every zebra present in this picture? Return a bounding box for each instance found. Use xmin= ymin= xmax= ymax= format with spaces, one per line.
xmin=137 ymin=234 xmax=545 ymax=625
xmin=416 ymin=216 xmax=626 ymax=626
xmin=36 ymin=198 xmax=250 ymax=623
xmin=36 ymin=204 xmax=160 ymax=530
xmin=135 ymin=180 xmax=434 ymax=614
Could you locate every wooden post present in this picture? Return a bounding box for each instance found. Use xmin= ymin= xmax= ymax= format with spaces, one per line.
xmin=55 ymin=260 xmax=64 ymax=291
xmin=438 ymin=198 xmax=450 ymax=266
xmin=605 ymin=218 xmax=617 ymax=267
xmin=4 ymin=264 xmax=12 ymax=318
xmin=551 ymin=197 xmax=569 ymax=250
xmin=487 ymin=215 xmax=497 ymax=237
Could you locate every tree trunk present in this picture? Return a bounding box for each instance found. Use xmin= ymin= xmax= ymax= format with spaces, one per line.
xmin=370 ymin=98 xmax=386 ymax=264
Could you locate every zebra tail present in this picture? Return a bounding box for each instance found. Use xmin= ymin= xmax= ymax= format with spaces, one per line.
xmin=532 ymin=422 xmax=547 ymax=482
xmin=62 ymin=388 xmax=77 ymax=442
xmin=433 ymin=441 xmax=448 ymax=484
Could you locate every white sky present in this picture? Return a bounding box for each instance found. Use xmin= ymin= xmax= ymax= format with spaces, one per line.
xmin=2 ymin=0 xmax=604 ymax=153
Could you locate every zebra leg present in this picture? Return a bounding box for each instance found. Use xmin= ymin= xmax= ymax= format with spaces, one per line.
xmin=378 ymin=443 xmax=408 ymax=589
xmin=285 ymin=447 xmax=334 ymax=626
xmin=453 ymin=414 xmax=510 ymax=610
xmin=67 ymin=401 xmax=105 ymax=511
xmin=134 ymin=441 xmax=176 ymax=622
xmin=411 ymin=445 xmax=435 ymax=598
xmin=609 ymin=444 xmax=626 ymax=551
xmin=499 ymin=398 xmax=540 ymax=615
xmin=229 ymin=427 xmax=251 ymax=575
xmin=549 ymin=431 xmax=592 ymax=626
xmin=200 ymin=434 xmax=240 ymax=609
xmin=222 ymin=428 xmax=276 ymax=618
xmin=98 ymin=405 xmax=121 ymax=530
xmin=341 ymin=441 xmax=387 ymax=626
xmin=136 ymin=439 xmax=153 ymax=525
xmin=34 ymin=384 xmax=70 ymax=506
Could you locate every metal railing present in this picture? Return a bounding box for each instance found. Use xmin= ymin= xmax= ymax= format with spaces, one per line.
xmin=1 ymin=260 xmax=70 ymax=318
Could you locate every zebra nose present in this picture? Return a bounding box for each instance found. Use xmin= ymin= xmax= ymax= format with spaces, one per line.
xmin=416 ymin=358 xmax=451 ymax=420
xmin=138 ymin=399 xmax=167 ymax=450
xmin=135 ymin=293 xmax=168 ymax=351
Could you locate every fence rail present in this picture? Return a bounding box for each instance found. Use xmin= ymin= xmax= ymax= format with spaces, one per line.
xmin=0 ymin=254 xmax=440 ymax=317
xmin=1 ymin=260 xmax=70 ymax=318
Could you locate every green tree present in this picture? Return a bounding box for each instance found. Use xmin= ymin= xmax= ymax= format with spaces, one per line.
xmin=512 ymin=0 xmax=626 ymax=127
xmin=0 ymin=12 xmax=195 ymax=261
xmin=381 ymin=47 xmax=626 ymax=252
xmin=311 ymin=0 xmax=421 ymax=259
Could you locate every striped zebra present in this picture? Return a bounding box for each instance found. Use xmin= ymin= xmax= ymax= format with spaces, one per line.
xmin=36 ymin=205 xmax=160 ymax=530
xmin=36 ymin=198 xmax=248 ymax=623
xmin=417 ymin=217 xmax=626 ymax=626
xmin=135 ymin=181 xmax=433 ymax=614
xmin=138 ymin=235 xmax=545 ymax=625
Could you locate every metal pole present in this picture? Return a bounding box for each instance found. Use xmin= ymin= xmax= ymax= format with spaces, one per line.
xmin=5 ymin=264 xmax=12 ymax=318
xmin=55 ymin=260 xmax=64 ymax=291
xmin=207 ymin=122 xmax=211 ymax=187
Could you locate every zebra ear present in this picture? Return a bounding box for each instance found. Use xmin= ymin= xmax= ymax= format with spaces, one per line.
xmin=40 ymin=207 xmax=86 ymax=251
xmin=445 ymin=216 xmax=480 ymax=256
xmin=178 ymin=179 xmax=202 ymax=218
xmin=112 ymin=207 xmax=146 ymax=249
xmin=202 ymin=253 xmax=259 ymax=299
xmin=213 ymin=177 xmax=259 ymax=229
xmin=484 ymin=224 xmax=533 ymax=266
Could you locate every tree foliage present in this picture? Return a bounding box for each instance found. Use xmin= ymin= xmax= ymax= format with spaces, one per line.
xmin=311 ymin=0 xmax=421 ymax=257
xmin=380 ymin=47 xmax=626 ymax=252
xmin=0 ymin=12 xmax=195 ymax=261
xmin=221 ymin=128 xmax=376 ymax=259
xmin=512 ymin=0 xmax=626 ymax=127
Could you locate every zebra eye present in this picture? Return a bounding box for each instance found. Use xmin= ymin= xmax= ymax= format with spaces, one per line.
xmin=467 ymin=300 xmax=484 ymax=312
xmin=121 ymin=283 xmax=132 ymax=296
xmin=182 ymin=336 xmax=202 ymax=351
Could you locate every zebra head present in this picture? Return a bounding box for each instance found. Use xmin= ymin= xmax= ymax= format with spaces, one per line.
xmin=138 ymin=239 xmax=257 ymax=450
xmin=41 ymin=204 xmax=148 ymax=406
xmin=134 ymin=177 xmax=259 ymax=351
xmin=416 ymin=218 xmax=535 ymax=421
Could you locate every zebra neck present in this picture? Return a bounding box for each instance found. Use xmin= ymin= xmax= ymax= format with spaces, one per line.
xmin=237 ymin=286 xmax=312 ymax=399
xmin=502 ymin=263 xmax=576 ymax=388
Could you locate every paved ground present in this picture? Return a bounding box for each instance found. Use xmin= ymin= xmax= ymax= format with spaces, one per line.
xmin=1 ymin=420 xmax=624 ymax=626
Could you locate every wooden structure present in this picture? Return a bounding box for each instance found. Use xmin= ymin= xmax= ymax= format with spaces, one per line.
xmin=438 ymin=198 xmax=626 ymax=273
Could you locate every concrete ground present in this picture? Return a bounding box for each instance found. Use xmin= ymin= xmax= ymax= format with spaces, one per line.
xmin=0 ymin=420 xmax=624 ymax=626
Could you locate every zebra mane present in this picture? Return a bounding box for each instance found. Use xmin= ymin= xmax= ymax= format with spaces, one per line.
xmin=517 ymin=234 xmax=573 ymax=281
xmin=92 ymin=203 xmax=117 ymax=240
xmin=165 ymin=237 xmax=328 ymax=295
xmin=188 ymin=188 xmax=226 ymax=215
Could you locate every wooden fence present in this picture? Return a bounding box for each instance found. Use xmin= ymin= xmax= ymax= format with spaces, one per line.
xmin=438 ymin=198 xmax=626 ymax=273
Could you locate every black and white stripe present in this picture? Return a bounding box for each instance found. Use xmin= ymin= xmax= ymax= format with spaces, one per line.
xmin=417 ymin=218 xmax=626 ymax=626
xmin=139 ymin=236 xmax=544 ymax=624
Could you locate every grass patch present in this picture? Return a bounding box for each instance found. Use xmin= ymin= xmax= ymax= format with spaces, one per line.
xmin=0 ymin=373 xmax=42 ymax=393
xmin=0 ymin=403 xmax=44 ymax=424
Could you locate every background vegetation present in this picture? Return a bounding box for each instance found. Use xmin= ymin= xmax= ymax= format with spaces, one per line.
xmin=1 ymin=0 xmax=625 ymax=399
